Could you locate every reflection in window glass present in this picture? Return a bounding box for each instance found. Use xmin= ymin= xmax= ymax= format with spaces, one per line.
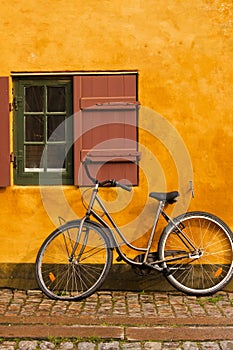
xmin=47 ymin=144 xmax=66 ymax=170
xmin=25 ymin=145 xmax=44 ymax=171
xmin=25 ymin=115 xmax=44 ymax=142
xmin=25 ymin=86 xmax=44 ymax=112
xmin=47 ymin=86 xmax=66 ymax=112
xmin=47 ymin=115 xmax=65 ymax=141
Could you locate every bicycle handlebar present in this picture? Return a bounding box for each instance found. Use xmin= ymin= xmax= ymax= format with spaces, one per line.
xmin=113 ymin=180 xmax=132 ymax=192
xmin=83 ymin=158 xmax=132 ymax=192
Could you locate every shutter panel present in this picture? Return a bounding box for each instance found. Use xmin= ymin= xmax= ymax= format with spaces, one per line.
xmin=0 ymin=77 xmax=10 ymax=187
xmin=73 ymin=75 xmax=139 ymax=186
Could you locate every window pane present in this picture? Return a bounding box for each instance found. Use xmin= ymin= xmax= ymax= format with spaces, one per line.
xmin=47 ymin=144 xmax=66 ymax=169
xmin=47 ymin=86 xmax=66 ymax=112
xmin=25 ymin=115 xmax=44 ymax=141
xmin=25 ymin=145 xmax=44 ymax=170
xmin=47 ymin=115 xmax=65 ymax=141
xmin=25 ymin=86 xmax=44 ymax=112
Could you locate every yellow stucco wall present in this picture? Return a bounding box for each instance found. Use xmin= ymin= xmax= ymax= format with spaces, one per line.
xmin=0 ymin=0 xmax=233 ymax=265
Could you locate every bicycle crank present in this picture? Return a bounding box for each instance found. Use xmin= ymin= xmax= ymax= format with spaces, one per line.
xmin=132 ymin=252 xmax=159 ymax=276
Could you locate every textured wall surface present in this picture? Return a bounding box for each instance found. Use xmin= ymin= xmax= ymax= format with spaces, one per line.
xmin=0 ymin=0 xmax=232 ymax=273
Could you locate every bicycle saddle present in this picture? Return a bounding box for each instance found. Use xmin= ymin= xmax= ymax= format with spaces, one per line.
xmin=149 ymin=191 xmax=179 ymax=204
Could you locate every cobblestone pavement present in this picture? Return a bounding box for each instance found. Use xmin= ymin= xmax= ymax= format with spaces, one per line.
xmin=0 ymin=289 xmax=233 ymax=349
xmin=1 ymin=289 xmax=233 ymax=318
xmin=0 ymin=340 xmax=233 ymax=350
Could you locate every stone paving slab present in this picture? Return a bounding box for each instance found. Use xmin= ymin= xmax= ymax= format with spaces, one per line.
xmin=1 ymin=324 xmax=233 ymax=342
xmin=126 ymin=326 xmax=233 ymax=341
xmin=0 ymin=324 xmax=125 ymax=339
xmin=1 ymin=315 xmax=233 ymax=326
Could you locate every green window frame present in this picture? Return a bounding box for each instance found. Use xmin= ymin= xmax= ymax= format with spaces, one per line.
xmin=13 ymin=77 xmax=73 ymax=185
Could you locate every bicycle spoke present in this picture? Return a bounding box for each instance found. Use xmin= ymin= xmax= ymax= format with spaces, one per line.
xmin=159 ymin=212 xmax=233 ymax=295
xmin=36 ymin=221 xmax=112 ymax=301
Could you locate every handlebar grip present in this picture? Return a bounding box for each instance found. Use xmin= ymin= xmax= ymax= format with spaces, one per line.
xmin=115 ymin=181 xmax=132 ymax=192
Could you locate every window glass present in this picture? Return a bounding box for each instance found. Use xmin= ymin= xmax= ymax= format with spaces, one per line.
xmin=47 ymin=86 xmax=66 ymax=112
xmin=25 ymin=86 xmax=44 ymax=112
xmin=47 ymin=144 xmax=66 ymax=170
xmin=25 ymin=144 xmax=44 ymax=171
xmin=47 ymin=115 xmax=66 ymax=141
xmin=25 ymin=115 xmax=44 ymax=142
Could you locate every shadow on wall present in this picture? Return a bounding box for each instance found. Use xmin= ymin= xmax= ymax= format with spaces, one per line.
xmin=1 ymin=263 xmax=233 ymax=292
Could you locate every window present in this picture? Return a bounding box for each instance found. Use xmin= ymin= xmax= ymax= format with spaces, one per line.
xmin=13 ymin=78 xmax=73 ymax=185
xmin=10 ymin=73 xmax=139 ymax=186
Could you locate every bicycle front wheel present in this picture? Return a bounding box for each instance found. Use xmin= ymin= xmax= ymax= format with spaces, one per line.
xmin=35 ymin=220 xmax=113 ymax=301
xmin=159 ymin=211 xmax=233 ymax=295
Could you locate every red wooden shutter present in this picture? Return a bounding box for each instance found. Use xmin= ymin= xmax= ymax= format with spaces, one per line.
xmin=0 ymin=77 xmax=10 ymax=187
xmin=73 ymin=75 xmax=139 ymax=186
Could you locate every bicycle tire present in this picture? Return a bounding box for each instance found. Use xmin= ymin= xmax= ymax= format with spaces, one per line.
xmin=158 ymin=211 xmax=233 ymax=295
xmin=35 ymin=220 xmax=113 ymax=301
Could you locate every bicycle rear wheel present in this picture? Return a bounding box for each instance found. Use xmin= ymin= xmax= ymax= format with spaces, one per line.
xmin=159 ymin=211 xmax=233 ymax=295
xmin=35 ymin=220 xmax=113 ymax=301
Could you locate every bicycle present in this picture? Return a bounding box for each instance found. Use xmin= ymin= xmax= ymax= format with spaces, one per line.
xmin=35 ymin=159 xmax=233 ymax=301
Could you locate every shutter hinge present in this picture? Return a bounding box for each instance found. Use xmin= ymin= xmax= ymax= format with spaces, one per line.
xmin=13 ymin=96 xmax=23 ymax=111
xmin=10 ymin=152 xmax=17 ymax=168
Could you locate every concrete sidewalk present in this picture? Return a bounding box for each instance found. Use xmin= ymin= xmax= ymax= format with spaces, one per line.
xmin=0 ymin=288 xmax=233 ymax=349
